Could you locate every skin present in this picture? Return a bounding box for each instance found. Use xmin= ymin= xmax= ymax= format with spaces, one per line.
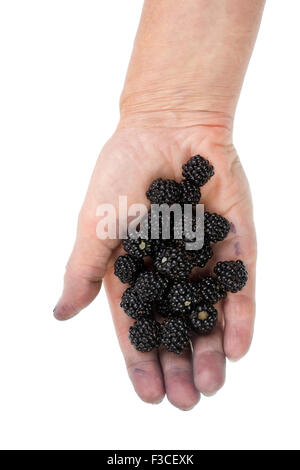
xmin=54 ymin=0 xmax=264 ymax=410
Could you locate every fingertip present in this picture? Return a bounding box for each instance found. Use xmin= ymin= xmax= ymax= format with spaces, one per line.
xmin=164 ymin=367 xmax=200 ymax=410
xmin=159 ymin=349 xmax=200 ymax=411
xmin=127 ymin=359 xmax=165 ymax=405
xmin=53 ymin=302 xmax=79 ymax=321
xmin=225 ymin=335 xmax=252 ymax=361
xmin=194 ymin=351 xmax=225 ymax=396
xmin=167 ymin=382 xmax=200 ymax=411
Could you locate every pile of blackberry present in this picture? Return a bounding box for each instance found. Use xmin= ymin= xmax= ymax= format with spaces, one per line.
xmin=114 ymin=155 xmax=248 ymax=354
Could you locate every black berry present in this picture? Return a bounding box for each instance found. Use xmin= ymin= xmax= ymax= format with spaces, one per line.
xmin=214 ymin=260 xmax=248 ymax=293
xmin=154 ymin=245 xmax=193 ymax=279
xmin=182 ymin=155 xmax=214 ymax=186
xmin=129 ymin=317 xmax=161 ymax=352
xmin=196 ymin=275 xmax=227 ymax=304
xmin=134 ymin=272 xmax=169 ymax=303
xmin=161 ymin=317 xmax=190 ymax=354
xmin=120 ymin=287 xmax=152 ymax=320
xmin=180 ymin=179 xmax=201 ymax=205
xmin=114 ymin=254 xmax=144 ymax=285
xmin=189 ymin=304 xmax=218 ymax=335
xmin=122 ymin=237 xmax=153 ymax=259
xmin=205 ymin=212 xmax=230 ymax=243
xmin=146 ymin=178 xmax=182 ymax=205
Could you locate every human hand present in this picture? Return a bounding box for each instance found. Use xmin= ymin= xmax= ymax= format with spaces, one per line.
xmin=54 ymin=122 xmax=256 ymax=410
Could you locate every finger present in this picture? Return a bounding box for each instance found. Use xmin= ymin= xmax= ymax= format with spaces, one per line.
xmin=204 ymin=155 xmax=257 ymax=361
xmin=192 ymin=322 xmax=226 ymax=396
xmin=104 ymin=265 xmax=165 ymax=404
xmin=223 ymin=258 xmax=256 ymax=360
xmin=216 ymin=208 xmax=257 ymax=360
xmin=159 ymin=346 xmax=200 ymax=411
xmin=54 ymin=214 xmax=117 ymax=321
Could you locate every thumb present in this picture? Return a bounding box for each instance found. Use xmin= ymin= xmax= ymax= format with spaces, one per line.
xmin=54 ymin=215 xmax=117 ymax=321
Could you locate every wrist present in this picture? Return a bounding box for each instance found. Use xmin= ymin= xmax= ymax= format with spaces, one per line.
xmin=119 ymin=82 xmax=235 ymax=131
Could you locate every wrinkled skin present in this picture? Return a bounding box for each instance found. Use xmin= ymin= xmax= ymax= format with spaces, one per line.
xmin=54 ymin=124 xmax=257 ymax=410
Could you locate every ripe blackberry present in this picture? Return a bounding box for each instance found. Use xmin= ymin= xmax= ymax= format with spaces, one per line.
xmin=182 ymin=155 xmax=214 ymax=186
xmin=129 ymin=317 xmax=161 ymax=352
xmin=168 ymin=280 xmax=196 ymax=314
xmin=114 ymin=255 xmax=143 ymax=285
xmin=214 ymin=260 xmax=248 ymax=293
xmin=134 ymin=272 xmax=169 ymax=303
xmin=172 ymin=212 xmax=199 ymax=247
xmin=161 ymin=317 xmax=190 ymax=354
xmin=147 ymin=210 xmax=169 ymax=245
xmin=189 ymin=304 xmax=218 ymax=335
xmin=155 ymin=298 xmax=173 ymax=318
xmin=122 ymin=237 xmax=152 ymax=259
xmin=205 ymin=212 xmax=230 ymax=243
xmin=146 ymin=178 xmax=182 ymax=205
xmin=154 ymin=245 xmax=193 ymax=279
xmin=147 ymin=211 xmax=176 ymax=250
xmin=196 ymin=275 xmax=227 ymax=304
xmin=120 ymin=288 xmax=152 ymax=320
xmin=180 ymin=179 xmax=201 ymax=205
xmin=190 ymin=240 xmax=213 ymax=268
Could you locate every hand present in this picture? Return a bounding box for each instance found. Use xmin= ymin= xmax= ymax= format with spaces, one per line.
xmin=54 ymin=122 xmax=257 ymax=410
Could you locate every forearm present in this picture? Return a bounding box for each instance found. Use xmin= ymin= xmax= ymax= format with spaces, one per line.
xmin=120 ymin=0 xmax=265 ymax=129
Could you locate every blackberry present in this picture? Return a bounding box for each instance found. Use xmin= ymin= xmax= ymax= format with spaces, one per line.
xmin=154 ymin=245 xmax=193 ymax=279
xmin=114 ymin=254 xmax=143 ymax=285
xmin=155 ymin=298 xmax=173 ymax=318
xmin=189 ymin=304 xmax=218 ymax=335
xmin=147 ymin=211 xmax=174 ymax=249
xmin=214 ymin=260 xmax=248 ymax=293
xmin=168 ymin=280 xmax=196 ymax=314
xmin=134 ymin=272 xmax=169 ymax=303
xmin=147 ymin=210 xmax=165 ymax=244
xmin=161 ymin=317 xmax=190 ymax=354
xmin=205 ymin=212 xmax=230 ymax=243
xmin=146 ymin=178 xmax=182 ymax=205
xmin=182 ymin=155 xmax=214 ymax=186
xmin=190 ymin=240 xmax=213 ymax=268
xmin=196 ymin=275 xmax=227 ymax=304
xmin=120 ymin=287 xmax=152 ymax=320
xmin=172 ymin=213 xmax=198 ymax=247
xmin=180 ymin=179 xmax=201 ymax=205
xmin=176 ymin=211 xmax=207 ymax=244
xmin=129 ymin=317 xmax=161 ymax=352
xmin=122 ymin=237 xmax=152 ymax=259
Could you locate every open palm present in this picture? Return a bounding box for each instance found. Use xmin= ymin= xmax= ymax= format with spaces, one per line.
xmin=55 ymin=125 xmax=256 ymax=410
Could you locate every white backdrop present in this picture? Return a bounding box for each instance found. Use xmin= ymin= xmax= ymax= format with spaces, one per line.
xmin=0 ymin=0 xmax=299 ymax=450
